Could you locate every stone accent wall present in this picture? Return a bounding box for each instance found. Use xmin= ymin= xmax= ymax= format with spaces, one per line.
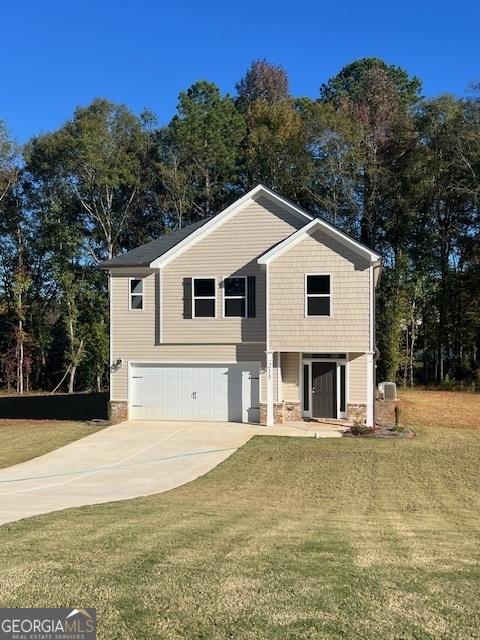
xmin=259 ymin=403 xmax=284 ymax=425
xmin=259 ymin=402 xmax=302 ymax=425
xmin=347 ymin=403 xmax=367 ymax=424
xmin=284 ymin=402 xmax=301 ymax=422
xmin=108 ymin=400 xmax=128 ymax=424
xmin=375 ymin=399 xmax=399 ymax=427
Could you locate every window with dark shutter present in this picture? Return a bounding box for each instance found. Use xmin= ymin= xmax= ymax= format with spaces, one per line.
xmin=183 ymin=278 xmax=192 ymax=319
xmin=224 ymin=277 xmax=246 ymax=317
xmin=193 ymin=278 xmax=216 ymax=317
xmin=247 ymin=276 xmax=256 ymax=318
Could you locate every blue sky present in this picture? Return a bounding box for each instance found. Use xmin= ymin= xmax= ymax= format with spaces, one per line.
xmin=2 ymin=0 xmax=479 ymax=142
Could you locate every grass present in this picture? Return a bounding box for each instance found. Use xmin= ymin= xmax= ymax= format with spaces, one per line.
xmin=0 ymin=392 xmax=479 ymax=639
xmin=0 ymin=420 xmax=103 ymax=469
xmin=399 ymin=388 xmax=480 ymax=429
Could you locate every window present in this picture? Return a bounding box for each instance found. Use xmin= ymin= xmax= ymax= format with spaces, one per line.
xmin=193 ymin=278 xmax=216 ymax=317
xmin=303 ymin=353 xmax=346 ymax=360
xmin=306 ymin=274 xmax=331 ymax=316
xmin=303 ymin=364 xmax=309 ymax=412
xmin=224 ymin=277 xmax=246 ymax=317
xmin=129 ymin=278 xmax=144 ymax=310
xmin=340 ymin=364 xmax=346 ymax=412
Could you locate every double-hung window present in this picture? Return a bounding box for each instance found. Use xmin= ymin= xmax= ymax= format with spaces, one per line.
xmin=224 ymin=277 xmax=246 ymax=317
xmin=305 ymin=274 xmax=331 ymax=316
xmin=193 ymin=278 xmax=216 ymax=317
xmin=129 ymin=278 xmax=144 ymax=310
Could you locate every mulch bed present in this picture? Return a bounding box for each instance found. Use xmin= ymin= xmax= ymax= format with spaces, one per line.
xmin=343 ymin=425 xmax=416 ymax=439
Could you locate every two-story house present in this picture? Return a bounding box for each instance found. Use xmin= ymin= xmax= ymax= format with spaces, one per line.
xmin=101 ymin=185 xmax=382 ymax=427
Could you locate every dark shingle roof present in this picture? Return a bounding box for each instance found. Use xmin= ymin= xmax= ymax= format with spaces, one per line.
xmin=100 ymin=217 xmax=214 ymax=269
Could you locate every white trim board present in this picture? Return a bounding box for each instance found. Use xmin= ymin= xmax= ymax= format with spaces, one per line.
xmin=258 ymin=218 xmax=382 ymax=265
xmin=149 ymin=185 xmax=312 ymax=268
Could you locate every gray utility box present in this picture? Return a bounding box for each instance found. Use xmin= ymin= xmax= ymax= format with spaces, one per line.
xmin=378 ymin=381 xmax=397 ymax=401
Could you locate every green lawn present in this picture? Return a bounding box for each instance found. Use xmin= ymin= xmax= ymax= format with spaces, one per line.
xmin=0 ymin=420 xmax=103 ymax=469
xmin=0 ymin=395 xmax=479 ymax=639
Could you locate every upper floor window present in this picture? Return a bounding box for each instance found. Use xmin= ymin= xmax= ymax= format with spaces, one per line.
xmin=305 ymin=274 xmax=331 ymax=316
xmin=193 ymin=278 xmax=216 ymax=317
xmin=129 ymin=278 xmax=144 ymax=310
xmin=224 ymin=277 xmax=246 ymax=317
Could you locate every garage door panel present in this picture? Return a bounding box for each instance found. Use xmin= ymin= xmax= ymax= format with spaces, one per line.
xmin=130 ymin=363 xmax=259 ymax=423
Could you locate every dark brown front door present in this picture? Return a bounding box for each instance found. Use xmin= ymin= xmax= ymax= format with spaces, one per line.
xmin=312 ymin=362 xmax=337 ymax=418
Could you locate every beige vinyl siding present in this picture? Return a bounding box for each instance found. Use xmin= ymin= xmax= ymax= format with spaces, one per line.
xmin=110 ymin=272 xmax=273 ymax=400
xmin=348 ymin=353 xmax=367 ymax=404
xmin=162 ymin=196 xmax=304 ymax=344
xmin=109 ymin=195 xmax=301 ymax=401
xmin=281 ymin=352 xmax=300 ymax=403
xmin=269 ymin=230 xmax=371 ymax=352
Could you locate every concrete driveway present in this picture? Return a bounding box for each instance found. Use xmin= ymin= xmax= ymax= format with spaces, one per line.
xmin=0 ymin=420 xmax=342 ymax=526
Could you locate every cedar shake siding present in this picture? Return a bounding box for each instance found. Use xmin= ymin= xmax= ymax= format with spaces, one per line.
xmin=268 ymin=229 xmax=371 ymax=352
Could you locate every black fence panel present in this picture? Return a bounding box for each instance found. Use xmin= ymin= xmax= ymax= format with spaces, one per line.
xmin=0 ymin=392 xmax=109 ymax=421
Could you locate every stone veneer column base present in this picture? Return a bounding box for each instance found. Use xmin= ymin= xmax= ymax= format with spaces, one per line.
xmin=375 ymin=399 xmax=399 ymax=427
xmin=284 ymin=402 xmax=302 ymax=422
xmin=347 ymin=403 xmax=367 ymax=424
xmin=108 ymin=401 xmax=128 ymax=424
xmin=259 ymin=402 xmax=301 ymax=425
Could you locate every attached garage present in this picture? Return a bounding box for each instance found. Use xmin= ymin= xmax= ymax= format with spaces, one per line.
xmin=129 ymin=363 xmax=260 ymax=423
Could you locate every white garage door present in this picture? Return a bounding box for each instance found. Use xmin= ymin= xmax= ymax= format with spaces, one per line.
xmin=129 ymin=363 xmax=260 ymax=423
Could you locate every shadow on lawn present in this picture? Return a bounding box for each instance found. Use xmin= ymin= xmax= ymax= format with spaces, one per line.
xmin=0 ymin=392 xmax=108 ymax=421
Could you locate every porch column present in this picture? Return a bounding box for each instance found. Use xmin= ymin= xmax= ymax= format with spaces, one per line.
xmin=266 ymin=351 xmax=274 ymax=427
xmin=366 ymin=352 xmax=374 ymax=427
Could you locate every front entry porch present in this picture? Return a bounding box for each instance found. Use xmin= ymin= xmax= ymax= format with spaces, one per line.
xmin=260 ymin=351 xmax=373 ymax=427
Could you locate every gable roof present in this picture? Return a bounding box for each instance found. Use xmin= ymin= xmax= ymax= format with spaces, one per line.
xmin=100 ymin=217 xmax=213 ymax=269
xmin=147 ymin=184 xmax=312 ymax=268
xmin=257 ymin=218 xmax=382 ymax=265
xmin=100 ymin=184 xmax=381 ymax=270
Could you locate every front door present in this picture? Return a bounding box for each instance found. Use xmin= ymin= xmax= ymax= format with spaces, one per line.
xmin=311 ymin=362 xmax=337 ymax=419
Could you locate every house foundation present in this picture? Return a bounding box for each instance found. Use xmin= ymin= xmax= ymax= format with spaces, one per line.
xmin=108 ymin=401 xmax=128 ymax=424
xmin=347 ymin=403 xmax=367 ymax=424
xmin=259 ymin=401 xmax=302 ymax=425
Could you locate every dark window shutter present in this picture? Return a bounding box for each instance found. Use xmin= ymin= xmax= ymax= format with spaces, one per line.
xmin=247 ymin=276 xmax=256 ymax=318
xmin=183 ymin=278 xmax=192 ymax=319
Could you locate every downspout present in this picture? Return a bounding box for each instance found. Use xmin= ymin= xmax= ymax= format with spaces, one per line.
xmin=372 ymin=259 xmax=383 ymax=427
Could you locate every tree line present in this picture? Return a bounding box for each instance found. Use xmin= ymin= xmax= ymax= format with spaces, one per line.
xmin=0 ymin=57 xmax=479 ymax=394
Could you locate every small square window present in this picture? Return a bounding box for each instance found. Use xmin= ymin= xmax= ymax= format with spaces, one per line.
xmin=225 ymin=277 xmax=245 ymax=297
xmin=194 ymin=278 xmax=215 ymax=297
xmin=307 ymin=275 xmax=330 ymax=295
xmin=307 ymin=296 xmax=330 ymax=316
xmin=225 ymin=298 xmax=245 ymax=317
xmin=194 ymin=298 xmax=216 ymax=317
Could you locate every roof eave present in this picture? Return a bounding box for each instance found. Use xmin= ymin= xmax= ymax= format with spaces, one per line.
xmin=258 ymin=219 xmax=381 ymax=265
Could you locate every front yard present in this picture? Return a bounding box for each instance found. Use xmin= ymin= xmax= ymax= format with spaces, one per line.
xmin=0 ymin=391 xmax=479 ymax=639
xmin=0 ymin=420 xmax=103 ymax=469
